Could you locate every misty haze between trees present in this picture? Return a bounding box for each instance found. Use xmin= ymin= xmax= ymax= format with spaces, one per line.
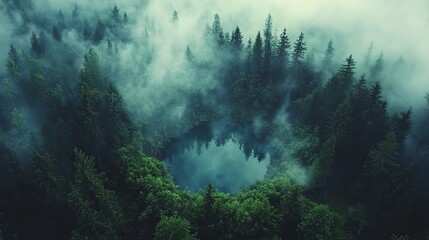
xmin=1 ymin=1 xmax=429 ymax=240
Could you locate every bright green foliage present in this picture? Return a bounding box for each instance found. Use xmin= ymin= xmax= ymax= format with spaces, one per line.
xmin=154 ymin=216 xmax=195 ymax=240
xmin=68 ymin=149 xmax=124 ymax=240
xmin=299 ymin=204 xmax=345 ymax=240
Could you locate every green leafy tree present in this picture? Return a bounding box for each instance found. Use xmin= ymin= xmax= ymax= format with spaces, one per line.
xmin=154 ymin=216 xmax=195 ymax=240
xmin=299 ymin=204 xmax=345 ymax=240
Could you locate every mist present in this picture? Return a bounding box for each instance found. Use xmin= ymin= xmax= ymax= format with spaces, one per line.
xmin=2 ymin=0 xmax=429 ymax=191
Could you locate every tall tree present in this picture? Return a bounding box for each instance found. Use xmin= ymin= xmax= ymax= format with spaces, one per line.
xmin=230 ymin=27 xmax=243 ymax=51
xmin=274 ymin=28 xmax=290 ymax=80
xmin=211 ymin=14 xmax=224 ymax=45
xmin=93 ymin=20 xmax=105 ymax=44
xmin=253 ymin=31 xmax=263 ymax=77
xmin=111 ymin=5 xmax=120 ymax=23
xmin=263 ymin=14 xmax=273 ymax=78
xmin=321 ymin=40 xmax=334 ymax=71
xmin=292 ymin=32 xmax=307 ymax=66
xmin=52 ymin=25 xmax=62 ymax=41
xmin=68 ymin=149 xmax=124 ymax=240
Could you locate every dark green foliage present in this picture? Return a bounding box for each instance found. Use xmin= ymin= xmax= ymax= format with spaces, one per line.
xmin=230 ymin=26 xmax=243 ymax=50
xmin=30 ymin=32 xmax=45 ymax=56
xmin=52 ymin=25 xmax=61 ymax=41
xmin=68 ymin=149 xmax=124 ymax=240
xmin=93 ymin=20 xmax=105 ymax=44
xmin=274 ymin=28 xmax=290 ymax=81
xmin=292 ymin=32 xmax=307 ymax=66
xmin=0 ymin=8 xmax=422 ymax=240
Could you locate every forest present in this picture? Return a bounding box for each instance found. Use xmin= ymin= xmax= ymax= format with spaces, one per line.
xmin=0 ymin=0 xmax=428 ymax=239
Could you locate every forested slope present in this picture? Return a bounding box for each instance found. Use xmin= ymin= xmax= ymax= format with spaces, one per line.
xmin=0 ymin=1 xmax=428 ymax=239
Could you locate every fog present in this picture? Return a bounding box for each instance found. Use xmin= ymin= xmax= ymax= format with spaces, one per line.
xmin=1 ymin=0 xmax=429 ymax=192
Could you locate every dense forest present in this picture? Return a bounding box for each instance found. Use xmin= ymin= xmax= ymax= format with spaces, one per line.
xmin=0 ymin=1 xmax=428 ymax=239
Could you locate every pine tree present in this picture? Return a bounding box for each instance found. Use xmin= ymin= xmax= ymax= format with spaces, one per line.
xmin=274 ymin=28 xmax=290 ymax=80
xmin=68 ymin=149 xmax=123 ymax=240
xmin=211 ymin=14 xmax=224 ymax=45
xmin=321 ymin=40 xmax=334 ymax=70
xmin=52 ymin=25 xmax=62 ymax=41
xmin=30 ymin=32 xmax=44 ymax=56
xmin=123 ymin=12 xmax=128 ymax=24
xmin=339 ymin=55 xmax=356 ymax=86
xmin=93 ymin=20 xmax=105 ymax=44
xmin=230 ymin=26 xmax=243 ymax=51
xmin=82 ymin=21 xmax=92 ymax=41
xmin=253 ymin=32 xmax=263 ymax=77
xmin=263 ymin=14 xmax=273 ymax=78
xmin=112 ymin=4 xmax=120 ymax=23
xmin=370 ymin=52 xmax=384 ymax=78
xmin=292 ymin=32 xmax=307 ymax=66
xmin=171 ymin=10 xmax=179 ymax=23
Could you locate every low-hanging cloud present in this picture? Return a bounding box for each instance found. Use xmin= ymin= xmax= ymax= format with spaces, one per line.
xmin=2 ymin=0 xmax=429 ymax=191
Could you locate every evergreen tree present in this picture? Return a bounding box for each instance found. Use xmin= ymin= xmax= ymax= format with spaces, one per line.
xmin=68 ymin=149 xmax=124 ymax=240
xmin=30 ymin=32 xmax=44 ymax=56
xmin=253 ymin=31 xmax=263 ymax=77
xmin=112 ymin=4 xmax=120 ymax=23
xmin=274 ymin=28 xmax=290 ymax=80
xmin=230 ymin=27 xmax=243 ymax=51
xmin=339 ymin=55 xmax=356 ymax=87
xmin=171 ymin=10 xmax=179 ymax=23
xmin=263 ymin=14 xmax=273 ymax=78
xmin=370 ymin=52 xmax=384 ymax=78
xmin=123 ymin=12 xmax=128 ymax=24
xmin=93 ymin=20 xmax=105 ymax=44
xmin=82 ymin=21 xmax=92 ymax=41
xmin=292 ymin=32 xmax=307 ymax=66
xmin=321 ymin=40 xmax=334 ymax=70
xmin=211 ymin=14 xmax=224 ymax=45
xmin=52 ymin=25 xmax=62 ymax=41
